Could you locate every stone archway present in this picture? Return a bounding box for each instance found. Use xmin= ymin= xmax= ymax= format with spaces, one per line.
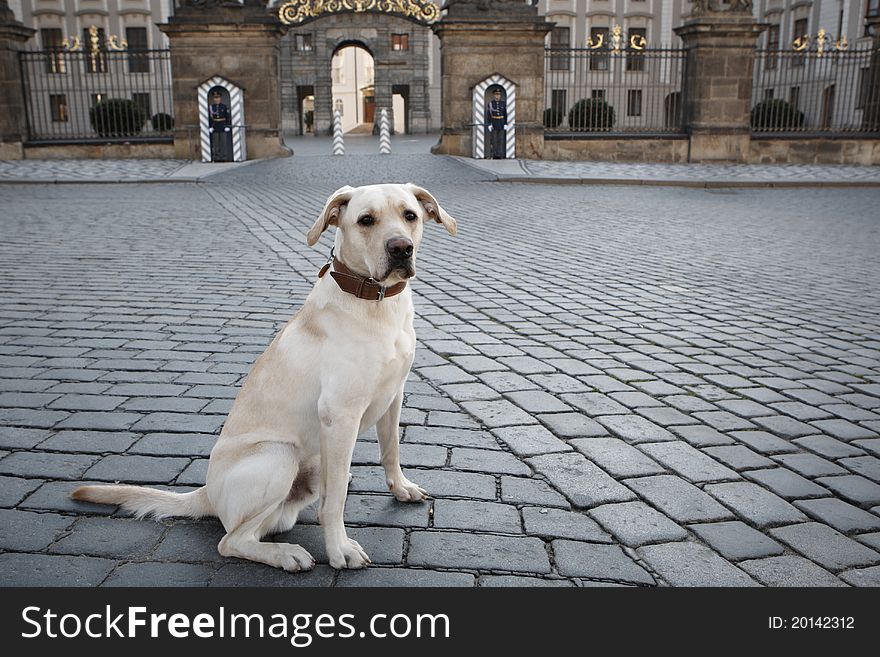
xmin=472 ymin=74 xmax=516 ymax=159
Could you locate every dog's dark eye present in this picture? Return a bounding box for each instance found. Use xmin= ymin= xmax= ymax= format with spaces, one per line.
xmin=358 ymin=215 xmax=375 ymax=227
xmin=404 ymin=210 xmax=418 ymax=222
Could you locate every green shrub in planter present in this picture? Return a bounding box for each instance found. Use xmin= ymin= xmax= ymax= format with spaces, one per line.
xmin=150 ymin=112 xmax=174 ymax=132
xmin=543 ymin=106 xmax=565 ymax=129
xmin=568 ymin=97 xmax=615 ymax=131
xmin=750 ymin=98 xmax=805 ymax=131
xmin=89 ymin=98 xmax=146 ymax=137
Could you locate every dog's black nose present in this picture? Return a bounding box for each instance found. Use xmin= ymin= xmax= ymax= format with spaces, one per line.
xmin=386 ymin=237 xmax=414 ymax=260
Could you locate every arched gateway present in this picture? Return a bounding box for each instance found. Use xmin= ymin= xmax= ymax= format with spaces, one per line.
xmin=272 ymin=0 xmax=441 ymax=135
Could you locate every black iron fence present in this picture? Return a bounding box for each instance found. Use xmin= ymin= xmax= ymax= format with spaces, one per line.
xmin=751 ymin=44 xmax=878 ymax=135
xmin=19 ymin=49 xmax=174 ymax=143
xmin=544 ymin=47 xmax=688 ymax=136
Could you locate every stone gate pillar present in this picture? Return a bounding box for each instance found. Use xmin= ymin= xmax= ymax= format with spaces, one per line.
xmin=674 ymin=2 xmax=767 ymax=163
xmin=0 ymin=0 xmax=34 ymax=160
xmin=431 ymin=0 xmax=552 ymax=158
xmin=158 ymin=1 xmax=289 ymax=160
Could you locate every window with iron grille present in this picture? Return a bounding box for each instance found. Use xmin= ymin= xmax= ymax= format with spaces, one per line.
xmin=626 ymin=28 xmax=646 ymax=72
xmin=627 ymin=89 xmax=642 ymax=116
xmin=296 ymin=34 xmax=313 ymax=51
xmin=549 ymin=27 xmax=570 ymax=70
xmin=50 ymin=94 xmax=68 ymax=122
xmin=589 ymin=28 xmax=609 ymax=71
xmin=765 ymin=24 xmax=779 ymax=69
xmin=83 ymin=27 xmax=108 ymax=73
xmin=591 ymin=89 xmax=606 ymax=101
xmin=392 ymin=34 xmax=409 ymax=51
xmin=792 ymin=18 xmax=807 ymax=67
xmin=41 ymin=28 xmax=66 ymax=74
xmin=126 ymin=27 xmax=149 ymax=74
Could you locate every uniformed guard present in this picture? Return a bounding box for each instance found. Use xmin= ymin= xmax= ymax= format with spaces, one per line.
xmin=485 ymin=88 xmax=508 ymax=159
xmin=208 ymin=90 xmax=233 ymax=162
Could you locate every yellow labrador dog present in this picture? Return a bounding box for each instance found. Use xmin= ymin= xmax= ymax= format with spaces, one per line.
xmin=73 ymin=183 xmax=457 ymax=571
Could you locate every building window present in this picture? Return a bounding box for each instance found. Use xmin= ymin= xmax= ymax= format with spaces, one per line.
xmin=589 ymin=27 xmax=609 ymax=71
xmin=792 ymin=18 xmax=807 ymax=67
xmin=627 ymin=89 xmax=642 ymax=117
xmin=626 ymin=28 xmax=646 ymax=71
xmin=334 ymin=98 xmax=344 ymax=116
xmin=763 ymin=88 xmax=775 ymax=100
xmin=765 ymin=24 xmax=779 ymax=69
xmin=391 ymin=34 xmax=409 ymax=51
xmin=591 ymin=89 xmax=606 ymax=101
xmin=789 ymin=86 xmax=800 ymax=110
xmin=84 ymin=27 xmax=108 ymax=73
xmin=551 ymin=89 xmax=567 ymax=112
xmin=126 ymin=27 xmax=149 ymax=74
xmin=50 ymin=94 xmax=68 ymax=122
xmin=549 ymin=26 xmax=570 ymax=70
xmin=868 ymin=0 xmax=880 ymax=36
xmin=856 ymin=68 xmax=870 ymax=110
xmin=295 ymin=34 xmax=312 ymax=51
xmin=132 ymin=92 xmax=151 ymax=120
xmin=41 ymin=28 xmax=66 ymax=74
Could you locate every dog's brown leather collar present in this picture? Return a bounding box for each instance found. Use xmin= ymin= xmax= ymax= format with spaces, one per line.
xmin=318 ymin=257 xmax=407 ymax=301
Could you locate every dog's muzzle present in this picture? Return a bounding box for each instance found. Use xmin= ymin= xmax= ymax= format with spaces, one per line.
xmin=386 ymin=237 xmax=415 ymax=276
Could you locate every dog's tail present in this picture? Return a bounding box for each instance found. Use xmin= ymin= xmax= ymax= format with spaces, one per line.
xmin=71 ymin=484 xmax=214 ymax=521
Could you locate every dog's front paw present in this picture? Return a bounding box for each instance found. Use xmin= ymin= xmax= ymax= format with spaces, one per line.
xmin=328 ymin=538 xmax=371 ymax=570
xmin=389 ymin=476 xmax=428 ymax=502
xmin=279 ymin=543 xmax=316 ymax=573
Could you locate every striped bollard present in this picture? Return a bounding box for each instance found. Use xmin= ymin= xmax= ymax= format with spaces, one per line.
xmin=378 ymin=109 xmax=391 ymax=155
xmin=332 ymin=110 xmax=344 ymax=156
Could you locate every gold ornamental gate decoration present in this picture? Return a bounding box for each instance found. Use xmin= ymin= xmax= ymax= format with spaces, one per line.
xmin=277 ymin=0 xmax=440 ymax=25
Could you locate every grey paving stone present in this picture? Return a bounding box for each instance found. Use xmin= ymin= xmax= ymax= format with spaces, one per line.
xmin=504 ymin=390 xmax=571 ymax=414
xmin=404 ymin=394 xmax=459 ymax=412
xmin=103 ymin=562 xmax=217 ymax=587
xmin=702 ymin=445 xmax=776 ymax=471
xmin=339 ymin=494 xmax=430 ymax=528
xmin=571 ymin=437 xmax=666 ymax=478
xmin=417 ymin=364 xmax=477 ymax=385
xmin=210 ymin=563 xmax=335 ymax=587
xmin=811 ymin=419 xmax=876 ymax=441
xmin=0 ymin=450 xmax=99 ymax=479
xmin=407 ymin=531 xmax=551 ymax=573
xmin=751 ymin=415 xmax=817 ymax=439
xmin=0 ymin=426 xmax=51 ymax=449
xmin=152 ymin=521 xmax=228 ymax=562
xmin=671 ymin=424 xmax=735 ymax=447
xmin=177 ymin=459 xmax=208 ymax=485
xmin=743 ymin=467 xmax=830 ymax=500
xmin=353 ymin=442 xmax=447 ymax=468
xmin=338 ymin=568 xmax=476 ymax=587
xmin=490 ymin=425 xmax=570 ymax=457
xmin=692 ymin=411 xmax=757 ymax=432
xmin=704 ymin=482 xmax=807 ymax=528
xmin=477 ymin=371 xmax=538 ymax=392
xmin=462 ymin=399 xmax=537 ymax=428
xmin=769 ymin=522 xmax=880 ymax=571
xmin=49 ymin=394 xmax=127 ymax=412
xmin=424 ymin=410 xmax=477 ymax=428
xmin=589 ymin=501 xmax=687 ymax=547
xmin=664 ymin=395 xmax=719 ymax=413
xmin=0 ymin=408 xmax=70 ymax=428
xmin=480 ymin=575 xmax=573 ymax=587
xmin=728 ymin=430 xmax=800 ymax=454
xmin=19 ymin=480 xmax=117 ymax=515
xmin=853 ymin=439 xmax=880 ymax=457
xmin=406 ymin=468 xmax=496 ymax=500
xmin=404 ymin=426 xmax=499 ymax=450
xmin=839 ymin=566 xmax=880 ymax=587
xmin=578 ymin=375 xmax=635 ymax=394
xmin=596 ymin=415 xmax=677 ymax=444
xmin=498 ymin=356 xmax=556 ymax=375
xmin=793 ymin=435 xmax=866 ymax=459
xmin=855 ymin=532 xmax=880 ymax=552
xmin=273 ymin=525 xmax=405 ymax=565
xmin=738 ymin=556 xmax=847 ymax=587
xmin=450 ymin=447 xmax=531 ymax=476
xmin=528 ymin=452 xmax=636 ymax=508
xmin=56 ymin=411 xmax=143 ymax=431
xmin=500 ymin=476 xmax=569 ymax=508
xmin=0 ymin=475 xmax=43 ymax=507
xmin=84 ymin=454 xmax=191 ymax=484
xmin=552 ymin=540 xmax=654 ymax=584
xmin=536 ymin=412 xmax=609 ymax=438
xmin=794 ymin=498 xmax=880 ymax=533
xmin=636 ymin=406 xmax=699 ymax=426
xmin=130 ymin=412 xmax=225 ymax=434
xmin=522 ymin=506 xmax=611 ymax=542
xmin=624 ymin=475 xmax=734 ymax=523
xmin=839 ymin=455 xmax=880 ymax=483
xmin=0 ymin=552 xmax=115 ymax=586
xmin=772 ymin=453 xmax=848 ymax=477
xmin=49 ymin=516 xmax=166 ymax=558
xmin=769 ymin=401 xmax=834 ymax=421
xmin=814 ymin=475 xmax=880 ymax=507
xmin=639 ymin=442 xmax=740 ymax=483
xmin=636 ymin=542 xmax=758 ymax=587
xmin=440 ymin=382 xmax=501 ymax=401
xmin=433 ymin=499 xmax=521 ymax=533
xmin=129 ymin=432 xmax=217 ymax=457
xmin=562 ymin=393 xmax=629 ymax=416
xmin=714 ymin=399 xmax=774 ymax=418
xmin=38 ymin=430 xmax=139 ymax=454
xmin=528 ymin=373 xmax=591 ymax=394
xmin=0 ymin=508 xmax=75 ymax=551
xmin=689 ymin=521 xmax=785 ymax=561
xmin=609 ymin=391 xmax=665 ymax=408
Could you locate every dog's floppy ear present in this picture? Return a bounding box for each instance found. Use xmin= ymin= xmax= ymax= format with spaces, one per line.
xmin=406 ymin=184 xmax=457 ymax=236
xmin=307 ymin=185 xmax=355 ymax=246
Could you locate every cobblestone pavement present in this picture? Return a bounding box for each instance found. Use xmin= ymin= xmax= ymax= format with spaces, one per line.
xmin=1 ymin=152 xmax=879 ymax=587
